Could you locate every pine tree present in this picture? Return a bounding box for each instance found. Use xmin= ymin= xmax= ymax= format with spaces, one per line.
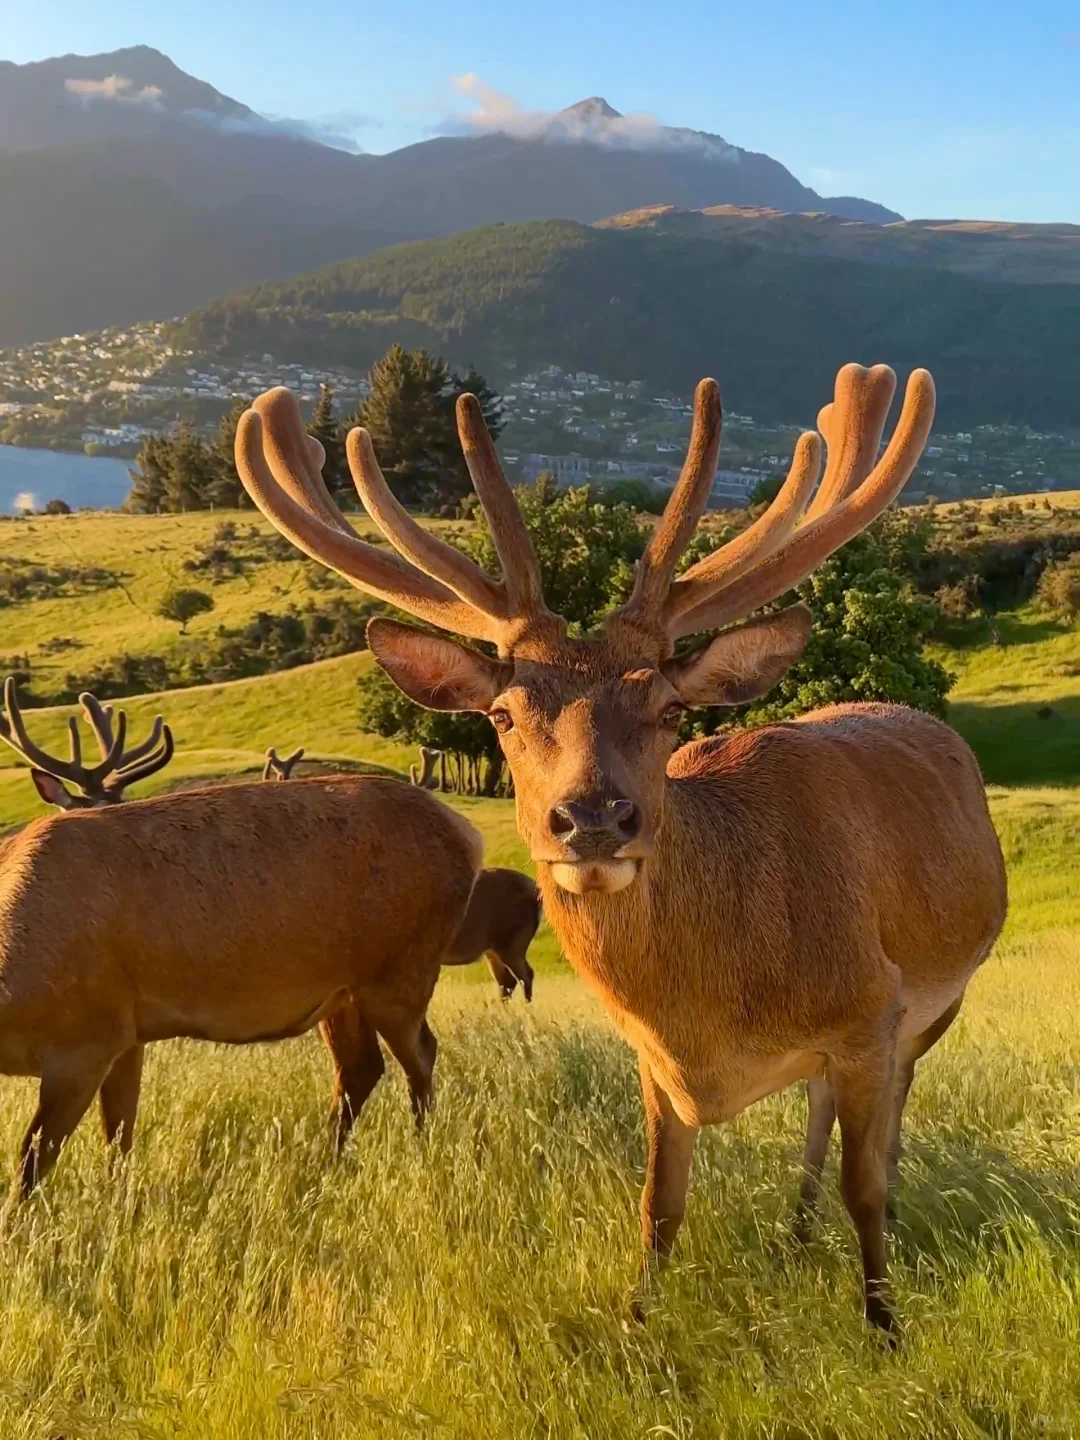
xmin=202 ymin=400 xmax=253 ymax=508
xmin=126 ymin=432 xmax=172 ymax=512
xmin=162 ymin=423 xmax=213 ymax=512
xmin=345 ymin=346 xmax=504 ymax=513
xmin=306 ymin=384 xmax=346 ymax=495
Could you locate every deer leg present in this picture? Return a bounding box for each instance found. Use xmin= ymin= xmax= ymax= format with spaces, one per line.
xmin=793 ymin=1071 xmax=836 ymax=1243
xmin=319 ymin=1004 xmax=385 ymax=1154
xmin=19 ymin=1047 xmax=117 ymax=1198
xmin=376 ymin=1013 xmax=437 ymax=1128
xmin=486 ymin=943 xmax=534 ymax=1003
xmin=887 ymin=993 xmax=964 ymax=1202
xmin=98 ymin=1043 xmax=144 ymax=1156
xmin=830 ymin=1045 xmax=900 ymax=1339
xmin=638 ymin=1056 xmax=699 ymax=1266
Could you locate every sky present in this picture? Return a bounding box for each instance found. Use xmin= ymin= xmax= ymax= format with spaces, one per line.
xmin=6 ymin=1 xmax=1079 ymax=222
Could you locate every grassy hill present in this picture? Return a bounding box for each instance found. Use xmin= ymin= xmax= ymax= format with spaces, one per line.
xmin=1 ymin=504 xmax=1080 ymax=1432
xmin=176 ymin=219 xmax=1080 ymax=429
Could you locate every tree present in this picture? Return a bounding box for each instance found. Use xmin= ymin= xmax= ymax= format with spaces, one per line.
xmin=43 ymin=498 xmax=71 ymax=515
xmin=680 ymin=512 xmax=952 ymax=735
xmin=748 ymin=473 xmax=786 ymax=507
xmin=127 ymin=432 xmax=173 ymax=512
xmin=306 ymin=384 xmax=347 ymax=495
xmin=157 ymin=586 xmax=214 ymax=634
xmin=205 ymin=400 xmax=252 ymax=508
xmin=346 ymin=346 xmax=503 ymax=511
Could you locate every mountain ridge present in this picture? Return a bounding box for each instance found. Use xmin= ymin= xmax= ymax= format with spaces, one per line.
xmin=1 ymin=47 xmax=904 ymax=345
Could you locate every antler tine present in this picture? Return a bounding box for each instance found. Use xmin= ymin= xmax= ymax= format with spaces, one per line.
xmin=113 ymin=715 xmax=166 ymax=770
xmin=237 ymin=407 xmax=498 ymax=642
xmin=79 ymin=691 xmax=115 ymax=760
xmin=283 ymin=746 xmax=304 ymax=768
xmin=0 ymin=676 xmax=82 ymax=780
xmin=105 ymin=724 xmax=174 ymax=796
xmin=262 ymin=748 xmax=279 ymax=781
xmin=252 ymin=388 xmax=350 ymax=533
xmin=805 ymin=364 xmax=897 ymax=520
xmin=77 ymin=692 xmax=127 ymax=782
xmin=670 ymin=367 xmax=936 ymax=638
xmin=67 ymin=715 xmax=82 ymax=770
xmin=456 ymin=394 xmax=546 ymax=621
xmin=345 ymin=426 xmax=509 ymax=620
xmin=620 ymin=379 xmax=722 ymax=624
xmin=662 ymin=428 xmax=822 ymax=626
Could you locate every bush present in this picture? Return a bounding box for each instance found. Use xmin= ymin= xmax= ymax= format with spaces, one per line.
xmin=1036 ymin=557 xmax=1080 ymax=618
xmin=43 ymin=498 xmax=71 ymax=515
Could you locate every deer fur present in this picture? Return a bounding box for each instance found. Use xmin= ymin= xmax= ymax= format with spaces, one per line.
xmin=443 ymin=867 xmax=540 ymax=1002
xmin=0 ymin=776 xmax=482 ymax=1194
xmin=236 ymin=365 xmax=1008 ymax=1337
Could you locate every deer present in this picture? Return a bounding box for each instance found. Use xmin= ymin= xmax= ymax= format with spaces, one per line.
xmin=0 ymin=737 xmax=482 ymax=1194
xmin=0 ymin=680 xmax=175 ymax=812
xmin=260 ymin=739 xmax=537 ymax=1061
xmin=0 ymin=680 xmax=179 ymax=1168
xmin=262 ymin=746 xmax=305 ymax=780
xmin=235 ymin=369 xmax=1007 ymax=1337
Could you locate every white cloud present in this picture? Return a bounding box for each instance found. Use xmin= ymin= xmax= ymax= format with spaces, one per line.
xmin=441 ymin=75 xmax=738 ymax=160
xmin=64 ymin=75 xmax=163 ymax=108
xmin=12 ymin=492 xmax=37 ymax=515
xmin=183 ymin=108 xmax=377 ymax=155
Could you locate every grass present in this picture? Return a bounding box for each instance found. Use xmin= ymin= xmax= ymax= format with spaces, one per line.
xmin=0 ymin=508 xmax=1078 ymax=1435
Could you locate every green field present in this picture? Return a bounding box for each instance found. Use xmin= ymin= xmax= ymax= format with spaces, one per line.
xmin=0 ymin=509 xmax=1078 ymax=1436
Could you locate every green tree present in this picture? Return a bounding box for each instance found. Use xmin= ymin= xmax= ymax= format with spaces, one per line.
xmin=680 ymin=513 xmax=952 ymax=734
xmin=157 ymin=586 xmax=215 ymax=634
xmin=205 ymin=400 xmax=252 ymax=508
xmin=346 ymin=346 xmax=503 ymax=511
xmin=127 ymin=432 xmax=173 ymax=512
xmin=307 ymin=384 xmax=347 ymax=495
xmin=162 ymin=424 xmax=214 ymax=512
xmin=748 ymin=473 xmax=786 ymax=506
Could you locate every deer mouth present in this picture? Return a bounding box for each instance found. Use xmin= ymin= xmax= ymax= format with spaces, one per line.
xmin=548 ymin=857 xmax=641 ymax=895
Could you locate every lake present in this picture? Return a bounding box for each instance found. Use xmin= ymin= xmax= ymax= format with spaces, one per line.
xmin=0 ymin=446 xmax=131 ymax=515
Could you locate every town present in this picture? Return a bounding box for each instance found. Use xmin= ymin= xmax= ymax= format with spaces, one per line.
xmin=1 ymin=320 xmax=1078 ymax=507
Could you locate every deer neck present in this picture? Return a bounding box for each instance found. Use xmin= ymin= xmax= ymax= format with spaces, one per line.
xmin=535 ymin=778 xmax=728 ymax=1025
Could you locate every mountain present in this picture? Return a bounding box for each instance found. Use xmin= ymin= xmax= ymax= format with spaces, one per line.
xmin=598 ymin=206 xmax=1080 ymax=285
xmin=175 ymin=218 xmax=1080 ymax=430
xmin=0 ymin=48 xmax=902 ymax=346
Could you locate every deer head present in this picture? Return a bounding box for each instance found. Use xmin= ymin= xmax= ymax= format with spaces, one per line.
xmin=262 ymin=746 xmax=305 ymax=781
xmin=236 ymin=366 xmax=935 ymax=895
xmin=0 ymin=677 xmax=175 ymax=810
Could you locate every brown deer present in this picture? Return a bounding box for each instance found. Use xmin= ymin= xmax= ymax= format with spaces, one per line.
xmin=236 ymin=370 xmax=1007 ymax=1336
xmin=1 ymin=679 xmax=175 ymax=811
xmin=255 ymin=742 xmax=539 ymax=1145
xmin=1 ymin=681 xmax=177 ymax=1164
xmin=0 ymin=763 xmax=482 ymax=1195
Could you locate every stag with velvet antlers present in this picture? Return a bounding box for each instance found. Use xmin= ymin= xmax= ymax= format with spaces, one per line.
xmin=236 ymin=365 xmax=1006 ymax=1336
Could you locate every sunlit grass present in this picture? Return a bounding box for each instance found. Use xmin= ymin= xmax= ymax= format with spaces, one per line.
xmin=0 ymin=928 xmax=1076 ymax=1438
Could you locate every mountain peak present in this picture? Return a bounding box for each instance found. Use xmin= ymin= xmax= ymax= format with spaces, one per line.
xmin=559 ymin=97 xmax=623 ymax=123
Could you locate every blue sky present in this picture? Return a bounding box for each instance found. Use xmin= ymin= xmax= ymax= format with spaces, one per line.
xmin=8 ymin=1 xmax=1078 ymax=221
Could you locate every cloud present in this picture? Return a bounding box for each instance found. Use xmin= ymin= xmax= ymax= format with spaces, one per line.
xmin=64 ymin=75 xmax=163 ymax=108
xmin=440 ymin=75 xmax=738 ymax=159
xmin=184 ymin=108 xmax=378 ymax=154
xmin=12 ymin=492 xmax=37 ymax=515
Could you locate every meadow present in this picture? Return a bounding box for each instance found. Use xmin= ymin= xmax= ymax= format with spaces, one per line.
xmin=0 ymin=507 xmax=1078 ymax=1436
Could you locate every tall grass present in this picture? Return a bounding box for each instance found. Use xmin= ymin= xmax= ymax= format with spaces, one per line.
xmin=0 ymin=930 xmax=1077 ymax=1438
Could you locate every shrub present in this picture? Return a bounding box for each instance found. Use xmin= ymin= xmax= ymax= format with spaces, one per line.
xmin=1036 ymin=557 xmax=1080 ymax=618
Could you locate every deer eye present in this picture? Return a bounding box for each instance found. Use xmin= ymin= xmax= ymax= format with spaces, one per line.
xmin=661 ymin=702 xmax=686 ymax=728
xmin=489 ymin=709 xmax=514 ymax=734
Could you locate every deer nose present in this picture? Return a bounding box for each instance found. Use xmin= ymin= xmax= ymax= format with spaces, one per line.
xmin=549 ymin=796 xmax=642 ymax=843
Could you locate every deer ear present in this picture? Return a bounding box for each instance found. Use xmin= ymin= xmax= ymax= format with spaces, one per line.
xmin=367 ymin=618 xmax=512 ymax=712
xmin=31 ymin=770 xmax=78 ymax=810
xmin=662 ymin=605 xmax=812 ymax=707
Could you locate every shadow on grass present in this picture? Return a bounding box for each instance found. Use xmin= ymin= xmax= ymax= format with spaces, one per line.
xmin=951 ymin=693 xmax=1080 ymax=786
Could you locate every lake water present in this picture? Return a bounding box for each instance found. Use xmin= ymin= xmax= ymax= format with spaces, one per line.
xmin=0 ymin=446 xmax=131 ymax=515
